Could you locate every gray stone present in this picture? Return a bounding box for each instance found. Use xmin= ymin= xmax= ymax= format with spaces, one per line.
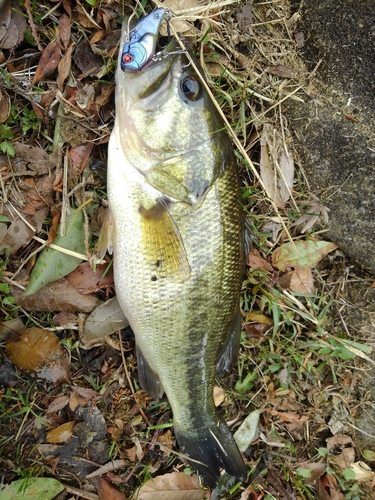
xmin=287 ymin=0 xmax=375 ymax=272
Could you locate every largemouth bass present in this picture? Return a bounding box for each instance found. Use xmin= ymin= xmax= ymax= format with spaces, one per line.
xmin=103 ymin=8 xmax=247 ymax=487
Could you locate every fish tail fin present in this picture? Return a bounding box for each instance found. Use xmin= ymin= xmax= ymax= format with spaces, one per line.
xmin=174 ymin=415 xmax=247 ymax=488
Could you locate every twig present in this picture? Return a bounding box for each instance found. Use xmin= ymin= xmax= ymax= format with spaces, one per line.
xmin=62 ymin=484 xmax=99 ymax=499
xmin=85 ymin=459 xmax=128 ymax=479
xmin=7 ymin=202 xmax=36 ymax=231
xmin=24 ymin=0 xmax=43 ymax=51
xmin=32 ymin=235 xmax=88 ymax=260
xmin=60 ymin=155 xmax=69 ymax=237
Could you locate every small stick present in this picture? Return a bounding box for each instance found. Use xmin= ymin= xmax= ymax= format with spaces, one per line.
xmin=86 ymin=459 xmax=128 ymax=479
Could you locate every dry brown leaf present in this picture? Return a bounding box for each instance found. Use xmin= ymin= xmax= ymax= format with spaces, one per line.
xmin=74 ymin=40 xmax=102 ymax=75
xmin=90 ymin=29 xmax=107 ymax=44
xmin=316 ymin=474 xmax=345 ymax=500
xmin=327 ymin=434 xmax=355 ymax=469
xmin=157 ymin=430 xmax=174 ymax=456
xmin=279 ymin=149 xmax=294 ymax=203
xmin=260 ymin=125 xmax=294 ymax=207
xmin=246 ymin=248 xmax=273 ymax=272
xmin=82 ymin=296 xmax=129 ymax=344
xmin=0 ymin=318 xmax=25 ymax=342
xmin=260 ymin=134 xmax=277 ymax=203
xmin=45 ymin=395 xmax=70 ymax=413
xmin=72 ymin=385 xmax=100 ymax=399
xmin=297 ymin=462 xmax=326 ymax=485
xmin=48 ymin=207 xmax=61 ymax=245
xmin=349 ymin=461 xmax=375 ymax=482
xmin=136 ymin=472 xmax=204 ymax=500
xmin=69 ymin=143 xmax=93 ymax=176
xmin=125 ymin=445 xmax=138 ymax=462
xmin=6 ymin=327 xmax=70 ymax=383
xmin=12 ymin=277 xmax=100 ymax=313
xmin=0 ymin=90 xmax=10 ymax=123
xmin=59 ymin=14 xmax=71 ymax=51
xmin=0 ymin=207 xmax=48 ymax=255
xmin=67 ymin=262 xmax=114 ymax=294
xmin=57 ymin=43 xmax=74 ymax=91
xmin=159 ymin=0 xmax=200 ymax=35
xmin=75 ymin=0 xmax=101 ymax=29
xmin=96 ymin=477 xmax=127 ymax=500
xmin=32 ymin=41 xmax=62 ymax=85
xmin=52 ymin=312 xmax=78 ymax=328
xmin=267 ymin=64 xmax=292 ymax=78
xmin=236 ymin=4 xmax=252 ymax=33
xmin=0 ymin=0 xmax=26 ymax=49
xmin=244 ymin=323 xmax=269 ymax=338
xmin=213 ymin=386 xmax=225 ymax=406
xmin=278 ymin=268 xmax=315 ymax=294
xmin=46 ymin=421 xmax=75 ymax=443
xmin=264 ymin=408 xmax=309 ymax=423
xmin=0 ymin=0 xmax=11 ymax=43
xmin=296 ymin=32 xmax=305 ymax=48
xmin=272 ymin=240 xmax=338 ymax=271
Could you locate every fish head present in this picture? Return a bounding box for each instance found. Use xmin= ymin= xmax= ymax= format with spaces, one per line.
xmin=115 ymin=11 xmax=231 ymax=206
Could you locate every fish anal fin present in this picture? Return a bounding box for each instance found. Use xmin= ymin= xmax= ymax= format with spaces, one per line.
xmin=136 ymin=345 xmax=164 ymax=400
xmin=97 ymin=208 xmax=115 ymax=258
xmin=174 ymin=415 xmax=247 ymax=488
xmin=216 ymin=313 xmax=242 ymax=377
xmin=139 ymin=199 xmax=190 ymax=283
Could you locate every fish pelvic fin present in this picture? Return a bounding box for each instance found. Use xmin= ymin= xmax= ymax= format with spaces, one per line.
xmin=136 ymin=345 xmax=164 ymax=399
xmin=174 ymin=415 xmax=247 ymax=488
xmin=139 ymin=198 xmax=190 ymax=283
xmin=97 ymin=208 xmax=115 ymax=259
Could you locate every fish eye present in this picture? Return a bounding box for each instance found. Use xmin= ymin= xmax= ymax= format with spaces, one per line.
xmin=180 ymin=75 xmax=200 ymax=101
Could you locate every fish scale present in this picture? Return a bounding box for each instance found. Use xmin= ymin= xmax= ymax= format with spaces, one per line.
xmin=104 ymin=13 xmax=247 ymax=488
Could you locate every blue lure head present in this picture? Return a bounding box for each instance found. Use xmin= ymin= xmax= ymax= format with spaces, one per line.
xmin=121 ymin=8 xmax=168 ymax=73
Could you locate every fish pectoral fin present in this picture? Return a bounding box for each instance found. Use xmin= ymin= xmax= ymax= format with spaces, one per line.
xmin=139 ymin=199 xmax=190 ymax=283
xmin=97 ymin=208 xmax=115 ymax=258
xmin=136 ymin=345 xmax=164 ymax=399
xmin=216 ymin=312 xmax=242 ymax=377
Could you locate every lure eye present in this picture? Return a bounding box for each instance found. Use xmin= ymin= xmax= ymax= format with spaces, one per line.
xmin=123 ymin=53 xmax=133 ymax=64
xmin=181 ymin=75 xmax=200 ymax=101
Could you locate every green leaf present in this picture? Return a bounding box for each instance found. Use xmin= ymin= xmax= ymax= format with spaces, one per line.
xmin=24 ymin=208 xmax=89 ymax=296
xmin=0 ymin=141 xmax=15 ymax=156
xmin=0 ymin=283 xmax=10 ymax=293
xmin=318 ymin=447 xmax=328 ymax=457
xmin=342 ymin=468 xmax=356 ymax=480
xmin=362 ymin=449 xmax=375 ymax=461
xmin=337 ymin=349 xmax=355 ymax=360
xmin=235 ymin=371 xmax=257 ymax=394
xmin=296 ymin=467 xmax=312 ymax=478
xmin=0 ymin=215 xmax=10 ymax=222
xmin=0 ymin=477 xmax=64 ymax=500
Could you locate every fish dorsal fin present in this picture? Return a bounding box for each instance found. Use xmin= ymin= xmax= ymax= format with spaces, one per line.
xmin=139 ymin=199 xmax=190 ymax=283
xmin=216 ymin=312 xmax=242 ymax=377
xmin=97 ymin=208 xmax=115 ymax=258
xmin=136 ymin=345 xmax=164 ymax=399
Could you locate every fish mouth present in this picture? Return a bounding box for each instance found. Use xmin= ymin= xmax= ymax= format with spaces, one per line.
xmin=121 ymin=8 xmax=184 ymax=74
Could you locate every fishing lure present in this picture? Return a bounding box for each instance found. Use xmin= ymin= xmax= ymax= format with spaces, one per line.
xmin=121 ymin=8 xmax=170 ymax=72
